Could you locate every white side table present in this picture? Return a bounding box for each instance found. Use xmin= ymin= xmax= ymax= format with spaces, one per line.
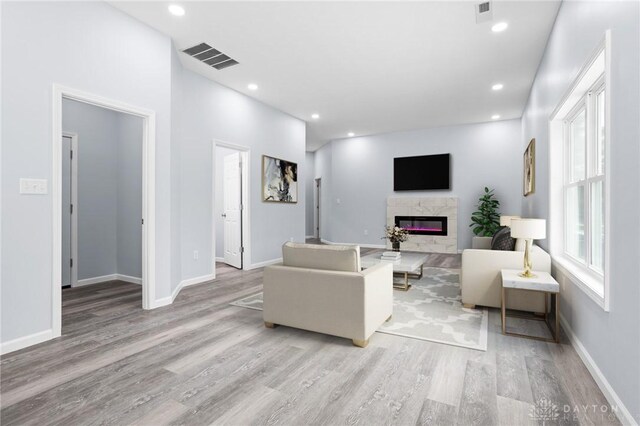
xmin=500 ymin=269 xmax=560 ymax=343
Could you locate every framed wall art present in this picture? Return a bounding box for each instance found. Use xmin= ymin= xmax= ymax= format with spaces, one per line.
xmin=523 ymin=138 xmax=536 ymax=196
xmin=262 ymin=155 xmax=298 ymax=203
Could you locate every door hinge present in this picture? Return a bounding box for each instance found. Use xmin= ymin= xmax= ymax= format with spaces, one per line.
xmin=70 ymin=204 xmax=73 ymax=214
xmin=70 ymin=150 xmax=73 ymax=159
xmin=239 ymin=204 xmax=243 ymax=211
xmin=141 ymin=218 xmax=144 ymax=225
xmin=241 ymin=247 xmax=245 ymax=253
xmin=70 ymin=258 xmax=73 ymax=268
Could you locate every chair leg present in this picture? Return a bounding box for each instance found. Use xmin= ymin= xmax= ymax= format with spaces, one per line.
xmin=463 ymin=303 xmax=476 ymax=309
xmin=264 ymin=322 xmax=277 ymax=329
xmin=386 ymin=315 xmax=392 ymax=322
xmin=352 ymin=338 xmax=369 ymax=348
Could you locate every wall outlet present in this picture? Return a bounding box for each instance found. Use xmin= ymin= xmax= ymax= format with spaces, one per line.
xmin=364 ymin=229 xmax=369 ymax=236
xmin=193 ymin=250 xmax=199 ymax=260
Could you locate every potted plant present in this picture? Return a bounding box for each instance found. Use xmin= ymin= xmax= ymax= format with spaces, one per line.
xmin=469 ymin=187 xmax=501 ymax=249
xmin=383 ymin=226 xmax=409 ymax=251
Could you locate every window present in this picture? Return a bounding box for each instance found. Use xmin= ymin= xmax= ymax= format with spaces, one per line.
xmin=563 ymin=79 xmax=605 ymax=274
xmin=549 ymin=36 xmax=609 ymax=310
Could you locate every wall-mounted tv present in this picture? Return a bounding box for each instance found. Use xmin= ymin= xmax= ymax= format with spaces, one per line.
xmin=394 ymin=153 xmax=450 ymax=191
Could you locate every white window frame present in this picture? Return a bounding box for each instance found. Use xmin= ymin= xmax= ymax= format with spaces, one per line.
xmin=549 ymin=32 xmax=611 ymax=311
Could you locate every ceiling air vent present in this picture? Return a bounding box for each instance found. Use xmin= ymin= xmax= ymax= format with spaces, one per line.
xmin=475 ymin=1 xmax=493 ymax=23
xmin=182 ymin=43 xmax=239 ymax=70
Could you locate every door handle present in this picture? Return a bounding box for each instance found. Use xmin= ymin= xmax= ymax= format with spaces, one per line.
xmin=221 ymin=213 xmax=227 ymax=218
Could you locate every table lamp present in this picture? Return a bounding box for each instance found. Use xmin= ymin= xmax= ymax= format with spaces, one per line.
xmin=510 ymin=218 xmax=546 ymax=278
xmin=499 ymin=215 xmax=521 ymax=227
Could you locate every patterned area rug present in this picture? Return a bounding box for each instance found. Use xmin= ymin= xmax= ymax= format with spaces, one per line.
xmin=230 ymin=267 xmax=488 ymax=351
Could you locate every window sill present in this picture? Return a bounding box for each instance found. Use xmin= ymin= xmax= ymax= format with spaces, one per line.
xmin=552 ymin=255 xmax=608 ymax=312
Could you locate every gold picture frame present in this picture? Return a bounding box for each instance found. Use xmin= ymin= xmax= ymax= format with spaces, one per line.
xmin=523 ymin=138 xmax=536 ymax=196
xmin=262 ymin=155 xmax=298 ymax=203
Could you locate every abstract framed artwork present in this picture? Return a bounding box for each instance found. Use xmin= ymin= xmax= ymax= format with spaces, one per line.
xmin=523 ymin=138 xmax=536 ymax=196
xmin=262 ymin=155 xmax=298 ymax=203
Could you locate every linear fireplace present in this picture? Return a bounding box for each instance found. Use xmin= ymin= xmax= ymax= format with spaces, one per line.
xmin=395 ymin=216 xmax=448 ymax=236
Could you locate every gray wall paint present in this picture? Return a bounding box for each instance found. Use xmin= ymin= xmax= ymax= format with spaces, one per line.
xmin=62 ymin=99 xmax=142 ymax=281
xmin=63 ymin=99 xmax=119 ymax=280
xmin=177 ymin=69 xmax=306 ymax=281
xmin=316 ymin=120 xmax=523 ymax=249
xmin=521 ymin=1 xmax=640 ymax=420
xmin=214 ymin=146 xmax=239 ymax=258
xmin=305 ymin=152 xmax=316 ymax=237
xmin=116 ymin=113 xmax=143 ymax=279
xmin=170 ymin=42 xmax=183 ymax=294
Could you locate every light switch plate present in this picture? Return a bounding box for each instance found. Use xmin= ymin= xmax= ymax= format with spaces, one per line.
xmin=20 ymin=178 xmax=48 ymax=194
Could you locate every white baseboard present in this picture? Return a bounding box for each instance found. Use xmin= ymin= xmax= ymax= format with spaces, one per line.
xmin=246 ymin=257 xmax=283 ymax=270
xmin=1 ymin=329 xmax=55 ymax=355
xmin=559 ymin=314 xmax=636 ymax=425
xmin=320 ymin=238 xmax=386 ymax=249
xmin=215 ymin=256 xmax=225 ymax=262
xmin=153 ymin=273 xmax=217 ymax=309
xmin=305 ymin=235 xmax=315 ymax=239
xmin=75 ymin=273 xmax=142 ymax=287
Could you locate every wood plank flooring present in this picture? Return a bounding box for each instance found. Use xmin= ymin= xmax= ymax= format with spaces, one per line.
xmin=1 ymin=258 xmax=619 ymax=425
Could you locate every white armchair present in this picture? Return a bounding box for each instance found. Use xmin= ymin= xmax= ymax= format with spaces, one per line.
xmin=263 ymin=242 xmax=393 ymax=347
xmin=461 ymin=245 xmax=550 ymax=312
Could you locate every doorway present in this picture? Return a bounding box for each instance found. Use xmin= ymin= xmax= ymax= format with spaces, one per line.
xmin=314 ymin=178 xmax=321 ymax=239
xmin=214 ymin=141 xmax=250 ymax=270
xmin=61 ymin=133 xmax=78 ymax=288
xmin=52 ymin=85 xmax=157 ymax=339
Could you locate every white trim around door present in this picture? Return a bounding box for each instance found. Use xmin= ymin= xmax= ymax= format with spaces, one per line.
xmin=62 ymin=132 xmax=78 ymax=288
xmin=52 ymin=84 xmax=157 ymax=340
xmin=212 ymin=139 xmax=251 ymax=272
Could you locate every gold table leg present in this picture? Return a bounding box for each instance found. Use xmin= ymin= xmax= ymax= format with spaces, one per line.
xmin=502 ymin=289 xmax=560 ymax=343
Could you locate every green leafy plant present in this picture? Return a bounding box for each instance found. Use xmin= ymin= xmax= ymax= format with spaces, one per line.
xmin=469 ymin=187 xmax=501 ymax=236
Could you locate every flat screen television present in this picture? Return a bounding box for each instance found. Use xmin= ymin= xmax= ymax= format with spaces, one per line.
xmin=394 ymin=153 xmax=450 ymax=191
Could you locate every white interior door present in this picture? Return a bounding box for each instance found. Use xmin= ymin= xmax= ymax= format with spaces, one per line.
xmin=223 ymin=152 xmax=242 ymax=268
xmin=61 ymin=136 xmax=72 ymax=287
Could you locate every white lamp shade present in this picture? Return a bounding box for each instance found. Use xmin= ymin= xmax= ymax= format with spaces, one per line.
xmin=510 ymin=218 xmax=546 ymax=240
xmin=500 ymin=215 xmax=521 ymax=227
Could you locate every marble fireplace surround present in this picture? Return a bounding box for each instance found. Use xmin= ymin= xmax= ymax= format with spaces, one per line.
xmin=387 ymin=197 xmax=458 ymax=253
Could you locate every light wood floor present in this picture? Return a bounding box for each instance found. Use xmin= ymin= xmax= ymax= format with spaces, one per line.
xmin=1 ymin=257 xmax=619 ymax=425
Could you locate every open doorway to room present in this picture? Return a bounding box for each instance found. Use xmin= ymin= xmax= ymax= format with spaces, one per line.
xmin=213 ymin=141 xmax=250 ymax=271
xmin=52 ymin=85 xmax=157 ymax=339
xmin=59 ymin=98 xmax=144 ymax=326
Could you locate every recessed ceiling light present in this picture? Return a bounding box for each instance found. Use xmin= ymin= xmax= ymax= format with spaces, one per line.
xmin=168 ymin=5 xmax=185 ymax=16
xmin=491 ymin=114 xmax=501 ymax=120
xmin=348 ymin=132 xmax=355 ymax=137
xmin=492 ymin=83 xmax=504 ymax=91
xmin=311 ymin=113 xmax=320 ymax=119
xmin=491 ymin=22 xmax=508 ymax=32
xmin=247 ymin=83 xmax=258 ymax=91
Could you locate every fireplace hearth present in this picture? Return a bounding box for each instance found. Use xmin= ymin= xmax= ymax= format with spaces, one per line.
xmin=395 ymin=216 xmax=448 ymax=236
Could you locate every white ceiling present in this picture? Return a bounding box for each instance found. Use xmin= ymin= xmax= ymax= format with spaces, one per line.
xmin=110 ymin=1 xmax=561 ymax=151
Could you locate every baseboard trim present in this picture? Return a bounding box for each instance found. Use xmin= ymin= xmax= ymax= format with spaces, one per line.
xmin=152 ymin=273 xmax=217 ymax=309
xmin=559 ymin=314 xmax=636 ymax=425
xmin=75 ymin=273 xmax=142 ymax=287
xmin=246 ymin=258 xmax=283 ymax=270
xmin=215 ymin=257 xmax=225 ymax=262
xmin=1 ymin=329 xmax=55 ymax=355
xmin=320 ymin=238 xmax=386 ymax=249
xmin=305 ymin=235 xmax=315 ymax=239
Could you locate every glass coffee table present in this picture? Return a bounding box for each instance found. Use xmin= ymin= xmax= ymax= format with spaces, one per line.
xmin=360 ymin=251 xmax=429 ymax=291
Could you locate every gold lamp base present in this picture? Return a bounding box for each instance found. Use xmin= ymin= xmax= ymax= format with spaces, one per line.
xmin=519 ymin=239 xmax=537 ymax=278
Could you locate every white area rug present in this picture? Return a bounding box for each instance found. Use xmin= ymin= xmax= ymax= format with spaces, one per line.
xmin=231 ymin=267 xmax=488 ymax=351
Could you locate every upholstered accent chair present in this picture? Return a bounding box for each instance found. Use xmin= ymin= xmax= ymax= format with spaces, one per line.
xmin=263 ymin=242 xmax=393 ymax=347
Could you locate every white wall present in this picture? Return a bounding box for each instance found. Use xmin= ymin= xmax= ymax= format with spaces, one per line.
xmin=177 ymin=70 xmax=306 ymax=280
xmin=520 ymin=1 xmax=640 ymax=422
xmin=316 ymin=119 xmax=523 ymax=249
xmin=62 ymin=99 xmax=143 ymax=281
xmin=214 ymin=146 xmax=240 ymax=259
xmin=1 ymin=1 xmax=174 ymax=344
xmin=0 ymin=2 xmax=306 ymax=351
xmin=305 ymin=152 xmax=316 ymax=237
